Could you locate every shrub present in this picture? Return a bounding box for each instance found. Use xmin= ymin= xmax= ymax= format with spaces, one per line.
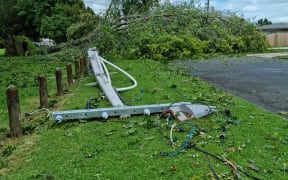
xmin=14 ymin=36 xmax=36 ymax=56
xmin=145 ymin=34 xmax=208 ymax=61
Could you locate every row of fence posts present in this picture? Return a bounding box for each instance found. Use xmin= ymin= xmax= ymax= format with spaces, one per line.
xmin=6 ymin=57 xmax=87 ymax=138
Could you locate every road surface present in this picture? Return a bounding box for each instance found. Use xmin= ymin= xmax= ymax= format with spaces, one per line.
xmin=183 ymin=54 xmax=288 ymax=116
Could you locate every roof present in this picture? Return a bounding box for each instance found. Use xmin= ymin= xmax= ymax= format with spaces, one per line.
xmin=260 ymin=23 xmax=288 ymax=31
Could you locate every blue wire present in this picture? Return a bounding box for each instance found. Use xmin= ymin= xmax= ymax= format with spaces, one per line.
xmin=165 ymin=123 xmax=197 ymax=157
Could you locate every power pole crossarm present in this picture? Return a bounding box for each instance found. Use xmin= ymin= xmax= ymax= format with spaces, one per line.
xmin=52 ymin=102 xmax=217 ymax=123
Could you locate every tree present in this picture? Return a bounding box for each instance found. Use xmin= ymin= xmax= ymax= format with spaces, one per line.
xmin=67 ymin=10 xmax=98 ymax=41
xmin=0 ymin=0 xmax=26 ymax=55
xmin=0 ymin=0 xmax=23 ymax=37
xmin=96 ymin=1 xmax=269 ymax=59
xmin=106 ymin=0 xmax=160 ymax=22
xmin=17 ymin=0 xmax=86 ymax=41
xmin=0 ymin=0 xmax=88 ymax=55
xmin=40 ymin=15 xmax=73 ymax=43
xmin=38 ymin=2 xmax=86 ymax=43
xmin=256 ymin=18 xmax=272 ymax=26
xmin=17 ymin=0 xmax=61 ymax=39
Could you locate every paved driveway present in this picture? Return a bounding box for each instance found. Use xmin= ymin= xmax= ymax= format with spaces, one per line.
xmin=183 ymin=55 xmax=288 ymax=115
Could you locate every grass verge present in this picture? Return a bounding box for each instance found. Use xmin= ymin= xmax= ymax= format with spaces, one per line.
xmin=0 ymin=49 xmax=5 ymax=56
xmin=276 ymin=56 xmax=288 ymax=59
xmin=0 ymin=55 xmax=287 ymax=179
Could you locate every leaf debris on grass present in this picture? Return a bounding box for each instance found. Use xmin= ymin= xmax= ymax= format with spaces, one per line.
xmin=0 ymin=57 xmax=287 ymax=179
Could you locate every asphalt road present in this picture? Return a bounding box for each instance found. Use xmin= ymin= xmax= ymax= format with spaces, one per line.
xmin=183 ymin=55 xmax=288 ymax=116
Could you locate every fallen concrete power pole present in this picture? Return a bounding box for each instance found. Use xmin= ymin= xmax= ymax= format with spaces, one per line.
xmin=52 ymin=102 xmax=216 ymax=123
xmin=51 ymin=49 xmax=216 ymax=122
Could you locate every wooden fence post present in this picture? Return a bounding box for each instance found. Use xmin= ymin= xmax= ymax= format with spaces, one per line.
xmin=80 ymin=57 xmax=85 ymax=74
xmin=38 ymin=75 xmax=48 ymax=108
xmin=83 ymin=56 xmax=87 ymax=73
xmin=6 ymin=85 xmax=23 ymax=137
xmin=66 ymin=63 xmax=73 ymax=85
xmin=74 ymin=60 xmax=80 ymax=79
xmin=56 ymin=67 xmax=63 ymax=96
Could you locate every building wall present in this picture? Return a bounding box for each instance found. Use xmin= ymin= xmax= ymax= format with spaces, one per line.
xmin=267 ymin=33 xmax=288 ymax=47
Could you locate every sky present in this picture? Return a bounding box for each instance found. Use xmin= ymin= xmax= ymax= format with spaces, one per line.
xmin=83 ymin=0 xmax=288 ymax=23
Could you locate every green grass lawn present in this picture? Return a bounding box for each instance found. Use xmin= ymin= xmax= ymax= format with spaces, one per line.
xmin=0 ymin=54 xmax=287 ymax=179
xmin=277 ymin=55 xmax=288 ymax=59
xmin=0 ymin=49 xmax=5 ymax=56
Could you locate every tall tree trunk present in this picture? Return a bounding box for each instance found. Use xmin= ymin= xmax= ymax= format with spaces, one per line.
xmin=4 ymin=35 xmax=17 ymax=56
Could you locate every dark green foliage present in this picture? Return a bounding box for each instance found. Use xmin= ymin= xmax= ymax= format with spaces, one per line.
xmin=94 ymin=2 xmax=269 ymax=60
xmin=0 ymin=38 xmax=5 ymax=48
xmin=14 ymin=36 xmax=36 ymax=56
xmin=0 ymin=160 xmax=8 ymax=169
xmin=256 ymin=18 xmax=272 ymax=26
xmin=40 ymin=15 xmax=73 ymax=43
xmin=0 ymin=0 xmax=24 ymax=37
xmin=1 ymin=1 xmax=269 ymax=58
xmin=2 ymin=145 xmax=16 ymax=157
xmin=106 ymin=0 xmax=160 ymax=20
xmin=66 ymin=10 xmax=98 ymax=41
xmin=16 ymin=0 xmax=86 ymax=41
xmin=0 ymin=0 xmax=88 ymax=55
xmin=144 ymin=34 xmax=208 ymax=61
xmin=39 ymin=2 xmax=87 ymax=43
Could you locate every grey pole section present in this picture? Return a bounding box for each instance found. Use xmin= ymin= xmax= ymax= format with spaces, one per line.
xmin=88 ymin=49 xmax=124 ymax=107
